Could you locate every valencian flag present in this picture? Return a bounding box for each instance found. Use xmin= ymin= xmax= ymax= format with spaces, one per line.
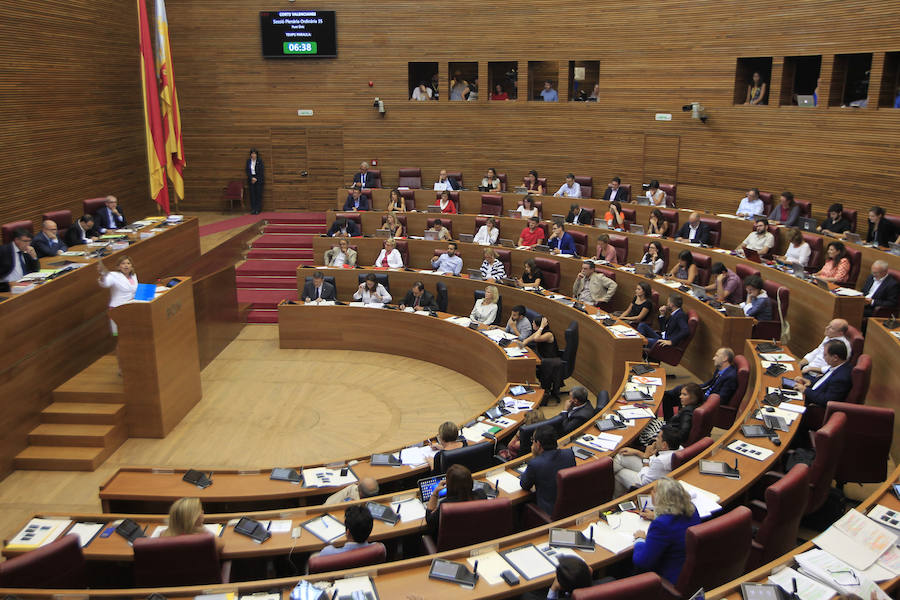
xmin=137 ymin=0 xmax=170 ymax=214
xmin=153 ymin=0 xmax=185 ymax=202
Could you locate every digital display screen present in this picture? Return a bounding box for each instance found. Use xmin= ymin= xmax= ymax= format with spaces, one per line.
xmin=260 ymin=11 xmax=336 ymax=58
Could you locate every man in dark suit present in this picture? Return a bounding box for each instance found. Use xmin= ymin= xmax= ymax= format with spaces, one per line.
xmin=64 ymin=214 xmax=99 ymax=247
xmin=519 ymin=425 xmax=576 ymax=515
xmin=661 ymin=347 xmax=737 ymax=419
xmin=352 ymin=162 xmax=375 ymax=189
xmin=675 ymin=212 xmax=709 ymax=245
xmin=31 ymin=220 xmax=68 ymax=258
xmin=327 ymin=217 xmax=360 ymax=238
xmin=342 ymin=188 xmax=371 ymax=211
xmin=399 ymin=281 xmax=438 ymax=311
xmin=862 ymin=260 xmax=900 ymax=318
xmin=794 ymin=340 xmax=853 ymax=408
xmin=0 ymin=228 xmax=40 ymax=292
xmin=302 ymin=271 xmax=337 ymax=302
xmin=560 ymin=387 xmax=595 ymax=435
xmin=636 ymin=295 xmax=690 ymax=350
xmin=565 ymin=203 xmax=593 ymax=226
xmin=602 ymin=177 xmax=629 ymax=203
xmin=94 ymin=195 xmax=126 ymax=233
xmin=246 ymin=149 xmax=264 ymax=215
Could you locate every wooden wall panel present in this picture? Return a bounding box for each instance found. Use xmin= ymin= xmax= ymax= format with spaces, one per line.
xmin=0 ymin=1 xmax=157 ymax=227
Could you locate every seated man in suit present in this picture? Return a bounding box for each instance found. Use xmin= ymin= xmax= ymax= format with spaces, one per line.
xmin=519 ymin=425 xmax=576 ymax=515
xmin=431 ymin=241 xmax=463 ymax=275
xmin=342 ymin=188 xmax=370 ymax=212
xmin=573 ymin=260 xmax=617 ymax=307
xmin=661 ymin=347 xmax=737 ymax=419
xmin=31 ymin=219 xmax=68 ymax=258
xmin=505 ymin=304 xmax=533 ymax=341
xmin=559 ymin=386 xmax=595 ymax=435
xmin=799 ymin=319 xmax=852 ymax=376
xmin=399 ymin=281 xmax=438 ymax=311
xmin=674 ymin=212 xmax=709 ymax=245
xmin=302 ymin=271 xmax=337 ymax=302
xmin=324 ymin=477 xmax=379 ymax=506
xmin=603 ymin=176 xmax=629 ymax=203
xmin=613 ymin=424 xmax=681 ymax=497
xmin=565 ymin=203 xmax=592 ymax=226
xmin=316 ymin=504 xmax=375 ymax=557
xmin=636 ymin=295 xmax=690 ymax=350
xmin=351 ymin=161 xmax=375 ymax=189
xmin=547 ymin=220 xmax=576 ymax=255
xmin=433 ymin=169 xmax=460 ymax=191
xmin=95 ymin=195 xmax=126 ymax=233
xmin=793 ymin=340 xmax=853 ymax=408
xmin=327 ymin=216 xmax=360 ymax=238
xmin=64 ymin=214 xmax=100 ymax=247
xmin=0 ymin=228 xmax=40 ymax=292
xmin=324 ymin=238 xmax=358 ymax=267
xmin=862 ymin=260 xmax=899 ymax=318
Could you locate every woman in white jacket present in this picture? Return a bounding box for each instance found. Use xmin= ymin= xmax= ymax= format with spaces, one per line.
xmin=473 ymin=217 xmax=500 ymax=245
xmin=470 ymin=285 xmax=500 ymax=325
xmin=374 ymin=238 xmax=404 ymax=268
xmin=97 ymin=255 xmax=138 ymax=374
xmin=353 ymin=273 xmax=392 ymax=304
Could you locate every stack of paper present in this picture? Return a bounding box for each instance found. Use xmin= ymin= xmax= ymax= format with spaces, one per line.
xmin=607 ymin=325 xmax=640 ymax=338
xmin=483 ymin=328 xmax=516 ymax=342
xmin=505 ymin=346 xmax=529 ymax=358
xmin=632 ymin=376 xmax=663 ymax=386
xmin=582 ymin=520 xmax=634 ymax=553
xmin=795 ymin=548 xmax=893 ymax=597
xmin=769 ymin=566 xmax=846 ymax=600
xmin=461 ymin=421 xmax=500 ymax=443
xmin=392 ymin=445 xmax=437 ymax=467
xmin=5 ymin=518 xmax=72 ymax=551
xmin=444 ymin=316 xmax=472 ymax=327
xmin=575 ymin=432 xmax=622 ymax=452
xmin=483 ymin=469 xmax=523 ymax=494
xmin=814 ymin=509 xmax=897 ymax=570
xmin=331 ymin=576 xmax=378 ymax=598
xmin=465 ymin=551 xmax=515 ymax=585
xmin=150 ymin=523 xmax=224 ymax=538
xmin=501 ymin=397 xmax=535 ymax=413
xmin=678 ymin=481 xmax=722 ymax=518
xmin=301 ymin=466 xmax=357 ymax=488
xmin=390 ymin=497 xmax=427 ymax=522
xmin=834 ymin=287 xmax=864 ymax=297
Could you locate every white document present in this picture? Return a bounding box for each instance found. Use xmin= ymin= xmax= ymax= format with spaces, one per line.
xmin=348 ymin=301 xmax=367 ymax=307
xmin=575 ymin=433 xmax=620 ymax=452
xmin=268 ymin=519 xmax=292 ymax=534
xmin=461 ymin=421 xmax=496 ymax=443
xmin=151 ymin=523 xmax=222 ymax=538
xmin=466 ymin=551 xmax=514 ymax=586
xmin=769 ymin=566 xmax=839 ymax=600
xmin=608 ymin=324 xmax=640 ymax=337
xmin=6 ymin=518 xmax=72 ymax=550
xmin=582 ymin=521 xmax=634 ymax=553
xmin=754 ymin=408 xmax=800 ymax=424
xmin=484 ymin=469 xmax=523 ymax=494
xmin=760 ymin=353 xmax=796 ymax=362
xmin=502 ymin=544 xmax=557 ymax=580
xmin=727 ymin=439 xmax=775 ymax=461
xmin=301 ymin=466 xmax=357 ymax=488
xmin=483 ymin=328 xmax=516 ymax=342
xmin=606 ymin=511 xmax=651 ymax=537
xmin=796 ymin=548 xmax=892 ymax=597
xmin=302 ymin=514 xmax=345 ymax=543
xmin=445 ymin=316 xmax=472 ymax=327
xmin=678 ymin=481 xmax=722 ymax=519
xmin=814 ymin=509 xmax=898 ymax=570
xmin=504 ymin=347 xmax=529 ymax=358
xmin=390 ymin=497 xmax=427 ymax=522
xmin=502 ymin=397 xmax=535 ymax=413
xmin=617 ymin=407 xmax=655 ymax=420
xmin=68 ymin=522 xmax=104 ymax=547
xmin=778 ymin=402 xmax=807 ymax=414
xmin=834 ymin=287 xmax=864 ymax=297
xmin=331 ymin=576 xmax=378 ymax=598
xmin=761 ymin=360 xmax=795 ymax=372
xmin=392 ymin=445 xmax=437 ymax=467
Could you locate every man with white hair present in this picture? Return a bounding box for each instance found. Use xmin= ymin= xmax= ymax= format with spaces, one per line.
xmin=95 ymin=195 xmax=126 ymax=233
xmin=799 ymin=319 xmax=852 ymax=375
xmin=31 ymin=220 xmax=68 ymax=257
xmin=861 ymin=259 xmax=899 ymax=319
xmin=352 ymin=162 xmax=375 ymax=189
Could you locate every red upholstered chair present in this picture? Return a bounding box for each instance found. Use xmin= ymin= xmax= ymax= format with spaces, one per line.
xmin=802 ymin=411 xmax=846 ymax=515
xmin=643 ymin=243 xmax=670 ymax=272
xmin=0 ymin=534 xmax=87 ymax=588
xmin=752 ymin=283 xmax=789 ymax=340
xmin=620 ymin=183 xmax=632 ymax=197
xmin=842 ymin=208 xmax=858 ymax=233
xmin=569 ymin=230 xmax=588 ymax=257
xmin=841 ymin=246 xmax=862 ymax=287
xmin=221 ymin=181 xmax=244 ymax=211
xmin=872 ymin=269 xmax=900 ymax=317
xmin=42 ymin=210 xmax=73 ymax=238
xmin=670 ymin=436 xmax=714 ymax=469
xmin=573 ymin=572 xmax=667 ymax=600
xmin=536 ymin=221 xmax=550 ymax=240
xmin=685 ymin=394 xmax=720 ymax=446
xmin=758 ymin=192 xmax=774 ymax=216
xmin=1 ymin=220 xmax=33 ymax=244
xmin=607 ymin=235 xmax=628 ymax=264
xmin=690 ymin=252 xmax=711 ymax=286
xmin=534 ymin=257 xmax=561 ymax=291
xmin=734 ymin=263 xmax=761 ymax=300
xmin=797 ymin=328 xmax=868 ymax=429
xmin=397 ymin=167 xmax=421 ymax=189
xmin=801 ymin=232 xmax=824 ymax=272
xmin=747 ymin=464 xmax=810 ymax=570
xmin=399 ymin=189 xmax=416 ymax=211
xmin=524 ymin=458 xmax=614 ymax=528
xmin=647 ymin=310 xmax=699 ymax=367
xmin=714 ymin=354 xmax=751 ymax=429
xmin=422 ymin=498 xmax=513 ymax=554
xmin=497 ymin=172 xmax=508 ymax=192
xmin=474 ymin=216 xmax=500 ymax=236
xmin=393 ymin=240 xmax=409 ymax=266
xmin=480 ymin=194 xmax=504 ymax=215
xmin=426 ymin=218 xmax=452 ymax=238
xmin=659 ymin=183 xmax=677 ymax=208
xmin=445 ymin=171 xmax=463 ymax=188
xmin=824 ymin=402 xmax=893 ymax=486
xmin=132 ymin=533 xmax=230 ymax=587
xmin=368 ymin=169 xmax=382 ymax=188
xmin=82 ymin=196 xmax=107 ymax=216
xmin=596 ymin=267 xmax=617 ymax=282
xmin=307 ymin=542 xmax=386 ymax=574
xmin=845 ymin=354 xmax=872 ymax=405
xmin=672 ymin=507 xmax=752 ymax=597
xmin=521 ymin=177 xmax=550 ymax=194
xmin=495 ymin=249 xmax=512 ymax=275
xmin=360 ymin=188 xmax=374 ymax=206
xmin=846 ymin=325 xmax=865 ymax=367
xmin=659 ymin=209 xmax=679 ymax=234
xmin=574 ymin=176 xmax=593 ymax=198
xmin=885 ymin=214 xmax=900 ymax=234
xmin=795 ymin=200 xmax=812 ymax=218
xmin=619 ymin=207 xmax=636 ymax=229
xmin=699 ymin=217 xmax=722 ymax=247
xmin=577 ymin=207 xmax=596 ymax=223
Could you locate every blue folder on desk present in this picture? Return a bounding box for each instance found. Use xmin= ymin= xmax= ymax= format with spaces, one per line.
xmin=134 ymin=283 xmax=156 ymax=302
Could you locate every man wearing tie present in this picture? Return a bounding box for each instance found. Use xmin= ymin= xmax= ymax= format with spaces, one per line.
xmin=352 ymin=162 xmax=373 ymax=189
xmin=64 ymin=214 xmax=100 ymax=247
xmin=660 ymin=347 xmax=737 ymax=419
xmin=246 ymin=148 xmax=264 ymax=215
xmin=0 ymin=228 xmax=40 ymax=292
xmin=793 ymin=340 xmax=853 ymax=407
xmin=302 ymin=271 xmax=337 ymax=302
xmin=95 ymin=196 xmax=126 ymax=233
xmin=32 ymin=220 xmax=68 ymax=258
xmin=399 ymin=281 xmax=438 ymax=311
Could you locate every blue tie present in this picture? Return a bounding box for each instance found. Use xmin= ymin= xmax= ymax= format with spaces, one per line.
xmin=19 ymin=251 xmax=26 ymax=271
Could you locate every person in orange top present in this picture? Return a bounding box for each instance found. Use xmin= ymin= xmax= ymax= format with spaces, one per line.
xmin=815 ymin=241 xmax=851 ymax=283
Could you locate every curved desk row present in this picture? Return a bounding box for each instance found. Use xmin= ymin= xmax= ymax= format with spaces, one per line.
xmin=0 ymin=342 xmax=799 ymax=598
xmin=325 ymin=209 xmax=867 ymax=358
xmin=334 ymin=188 xmax=900 ymax=277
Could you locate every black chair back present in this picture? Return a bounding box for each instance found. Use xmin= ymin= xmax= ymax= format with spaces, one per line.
xmin=560 ymin=321 xmax=579 ymax=379
xmin=358 ymin=273 xmax=389 ymax=293
xmin=436 ymin=281 xmax=448 ymax=312
xmin=517 ymin=414 xmax=565 ymax=454
xmin=441 ymin=442 xmax=497 ymax=473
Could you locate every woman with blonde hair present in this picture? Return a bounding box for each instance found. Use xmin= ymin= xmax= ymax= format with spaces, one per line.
xmin=427 ymin=421 xmax=466 ymax=474
xmin=163 ymin=497 xmax=224 ymax=553
xmin=470 ymin=285 xmax=500 ymax=325
xmin=383 ymin=212 xmax=404 ymax=238
xmin=480 ymin=247 xmax=506 ymax=280
xmin=374 ymin=238 xmax=404 ymax=268
xmin=632 ymin=477 xmax=700 ymax=584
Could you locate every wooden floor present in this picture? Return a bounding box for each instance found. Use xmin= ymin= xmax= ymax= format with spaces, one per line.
xmin=0 ymin=325 xmax=495 ymax=541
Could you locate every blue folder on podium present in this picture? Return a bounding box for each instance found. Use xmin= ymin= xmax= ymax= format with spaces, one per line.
xmin=134 ymin=283 xmax=156 ymax=302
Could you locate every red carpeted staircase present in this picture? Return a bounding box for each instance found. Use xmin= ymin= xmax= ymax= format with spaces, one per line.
xmin=235 ymin=213 xmax=326 ymax=323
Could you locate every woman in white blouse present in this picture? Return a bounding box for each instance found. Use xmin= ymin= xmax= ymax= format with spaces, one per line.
xmin=646 ymin=180 xmax=666 ymax=206
xmin=640 ymin=241 xmax=666 ymax=274
xmin=353 ymin=273 xmax=392 ymax=304
xmin=778 ymin=228 xmax=812 ymax=267
xmin=97 ymin=255 xmax=138 ymax=336
xmin=480 ymin=247 xmax=506 ymax=280
xmin=516 ymin=195 xmax=539 ymax=219
xmin=374 ymin=238 xmax=404 ymax=268
xmin=470 ymin=285 xmax=500 ymax=325
xmin=473 ymin=217 xmax=500 ymax=245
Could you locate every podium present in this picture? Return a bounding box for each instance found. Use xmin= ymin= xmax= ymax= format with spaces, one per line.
xmin=110 ymin=276 xmax=202 ymax=437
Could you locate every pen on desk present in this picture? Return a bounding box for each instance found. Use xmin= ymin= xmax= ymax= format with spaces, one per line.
xmin=494 ymin=479 xmax=499 ymax=494
xmin=642 ymin=500 xmax=648 ymax=511
xmin=473 ymin=560 xmax=479 ymax=580
xmin=588 ymin=525 xmax=594 ymax=541
xmin=395 ymin=504 xmax=401 ymax=518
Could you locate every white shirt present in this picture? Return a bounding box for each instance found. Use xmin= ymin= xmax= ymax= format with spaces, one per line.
xmin=375 ymin=248 xmax=403 ymax=268
xmin=866 ymin=274 xmax=888 ymax=299
xmin=2 ymin=245 xmax=25 ymax=283
xmin=516 ymin=206 xmax=538 ymax=219
xmin=639 ymin=449 xmax=676 ymax=486
xmin=470 ymin=299 xmax=498 ymax=325
xmin=353 ymin=283 xmax=391 ymax=304
xmin=473 ymin=225 xmax=499 ymax=245
xmin=737 ymin=197 xmax=764 ymax=217
xmin=741 ymin=231 xmax=775 ymax=253
xmin=329 ymin=251 xmax=346 ymax=267
xmin=608 ymin=188 xmax=620 ymax=202
xmin=803 ymin=336 xmax=851 ymax=371
xmin=647 ymin=189 xmax=666 ymax=206
xmin=411 ymin=87 xmax=432 ymax=101
xmin=554 ymin=182 xmax=582 ymax=198
xmin=433 ymin=179 xmax=453 ymax=191
xmin=99 ymin=271 xmax=138 ymax=308
xmin=250 ymin=159 xmax=256 ymax=175
xmin=784 ymin=242 xmax=811 ymax=267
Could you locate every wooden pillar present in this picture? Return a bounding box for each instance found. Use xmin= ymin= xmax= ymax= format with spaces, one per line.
xmin=868 ymin=52 xmax=885 ymax=110
xmin=770 ymin=58 xmax=785 ymax=107
xmin=557 ymin=61 xmax=569 ymax=102
xmin=817 ymin=54 xmax=834 ymax=108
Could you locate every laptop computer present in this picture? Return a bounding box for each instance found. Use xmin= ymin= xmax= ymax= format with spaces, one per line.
xmin=813 ymin=277 xmax=831 ymax=290
xmin=844 ymin=232 xmax=861 ymax=244
xmin=629 ymin=224 xmax=645 ymax=235
xmin=498 ymin=238 xmax=515 ymax=247
xmin=551 ymin=214 xmax=567 ymax=221
xmin=532 ymin=244 xmax=551 ymax=253
xmin=634 ymin=263 xmax=654 ymax=276
xmin=507 ymin=210 xmax=521 ymax=218
xmin=374 ymin=229 xmax=391 ymax=238
xmin=458 ymin=233 xmax=474 ymax=243
xmin=691 ymin=284 xmax=710 ymax=301
xmin=797 ymin=95 xmax=815 ymax=107
xmin=636 ymin=196 xmax=651 ymax=206
xmin=467 ymin=269 xmax=484 ymax=280
xmin=594 ymin=219 xmax=609 ymax=229
xmin=798 ymin=217 xmax=818 ymax=232
xmin=424 ymin=230 xmax=439 ymax=241
xmin=743 ymin=248 xmax=761 ymax=263
xmin=889 ymin=242 xmax=900 ymax=256
xmin=722 ymin=303 xmax=745 ymax=317
xmin=498 ymin=277 xmax=518 ymax=287
xmin=426 ymin=205 xmax=442 ymax=213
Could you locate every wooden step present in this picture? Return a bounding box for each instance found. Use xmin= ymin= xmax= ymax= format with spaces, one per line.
xmin=13 ymin=446 xmax=112 ymax=471
xmin=52 ymin=356 xmax=125 ymax=403
xmin=41 ymin=402 xmax=126 ymax=425
xmin=27 ymin=423 xmax=125 ymax=448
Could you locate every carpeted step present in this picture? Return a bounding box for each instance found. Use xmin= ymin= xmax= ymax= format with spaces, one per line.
xmin=237 ymin=289 xmax=297 ymax=308
xmin=264 ymin=224 xmax=327 ymax=234
xmin=246 ymin=309 xmax=280 ymax=324
xmin=247 ymin=248 xmax=314 ymax=260
xmin=236 ymin=260 xmax=306 ymax=277
xmin=236 ymin=276 xmax=297 ymax=289
xmin=266 ymin=213 xmax=326 ymax=224
xmin=252 ymin=234 xmax=314 ymax=248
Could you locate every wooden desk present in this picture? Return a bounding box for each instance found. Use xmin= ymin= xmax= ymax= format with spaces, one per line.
xmin=863 ymin=319 xmax=900 ymax=460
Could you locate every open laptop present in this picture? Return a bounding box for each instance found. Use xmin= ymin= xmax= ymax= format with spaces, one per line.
xmin=798 ymin=217 xmax=818 ymax=232
xmin=423 ymin=230 xmax=439 ymax=241
xmin=458 ymin=233 xmax=474 ymax=243
xmin=723 ymin=303 xmax=745 ymax=317
xmin=636 ymin=197 xmax=651 ymax=206
xmin=532 ymin=244 xmax=551 ymax=253
xmin=426 ymin=205 xmax=442 ymax=213
xmin=498 ymin=238 xmax=515 ymax=247
xmin=374 ymin=229 xmax=391 ymax=238
xmin=629 ymin=224 xmax=645 ymax=235
xmin=813 ymin=277 xmax=831 ymax=290
xmin=551 ymin=214 xmax=567 ymax=221
xmin=634 ymin=263 xmax=654 ymax=276
xmin=507 ymin=210 xmax=522 ymax=218
xmin=797 ymin=95 xmax=815 ymax=107
xmin=844 ymin=232 xmax=862 ymax=244
xmin=498 ymin=277 xmax=518 ymax=287
xmin=594 ymin=219 xmax=609 ymax=229
xmin=691 ymin=284 xmax=711 ymax=301
xmin=743 ymin=248 xmax=761 ymax=263
xmin=467 ymin=269 xmax=484 ymax=280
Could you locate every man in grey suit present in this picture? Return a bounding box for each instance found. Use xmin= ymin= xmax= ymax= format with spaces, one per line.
xmin=302 ymin=271 xmax=337 ymax=302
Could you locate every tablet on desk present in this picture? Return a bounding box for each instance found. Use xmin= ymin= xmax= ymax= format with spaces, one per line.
xmin=417 ymin=475 xmax=447 ymax=502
